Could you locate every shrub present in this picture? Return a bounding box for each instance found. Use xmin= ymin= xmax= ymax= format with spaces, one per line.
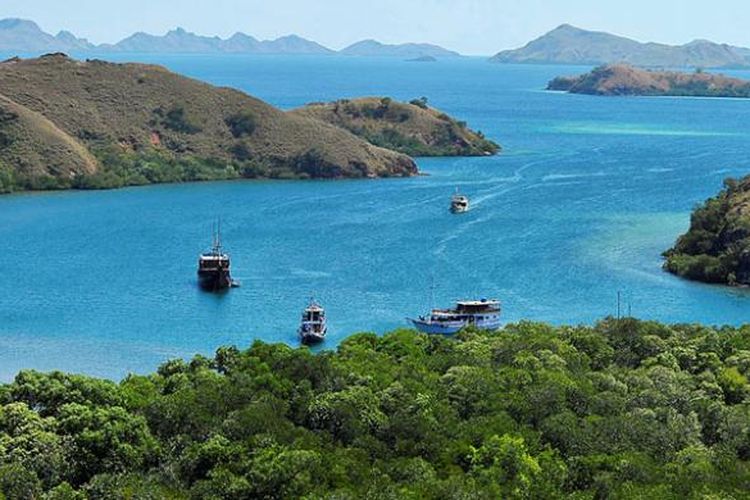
xmin=410 ymin=97 xmax=429 ymax=109
xmin=154 ymin=105 xmax=202 ymax=134
xmin=225 ymin=112 xmax=257 ymax=138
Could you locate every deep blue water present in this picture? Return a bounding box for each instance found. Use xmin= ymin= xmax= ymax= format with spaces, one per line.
xmin=2 ymin=54 xmax=750 ymax=381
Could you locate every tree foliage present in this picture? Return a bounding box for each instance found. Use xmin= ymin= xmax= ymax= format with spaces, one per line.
xmin=1 ymin=319 xmax=750 ymax=497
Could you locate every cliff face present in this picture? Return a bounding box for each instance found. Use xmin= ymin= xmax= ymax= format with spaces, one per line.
xmin=664 ymin=177 xmax=750 ymax=286
xmin=0 ymin=54 xmax=417 ymax=192
xmin=291 ymin=97 xmax=499 ymax=157
xmin=548 ymin=64 xmax=750 ymax=97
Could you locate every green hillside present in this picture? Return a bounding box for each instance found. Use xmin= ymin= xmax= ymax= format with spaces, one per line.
xmin=0 ymin=54 xmax=417 ymax=193
xmin=291 ymin=97 xmax=500 ymax=157
xmin=664 ymin=176 xmax=750 ymax=285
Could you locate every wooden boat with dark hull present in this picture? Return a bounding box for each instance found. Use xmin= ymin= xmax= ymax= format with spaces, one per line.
xmin=197 ymin=224 xmax=237 ymax=292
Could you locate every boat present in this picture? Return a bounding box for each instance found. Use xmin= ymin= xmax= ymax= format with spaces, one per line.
xmin=197 ymin=223 xmax=237 ymax=291
xmin=409 ymin=299 xmax=501 ymax=334
xmin=299 ymin=298 xmax=327 ymax=345
xmin=450 ymin=190 xmax=470 ymax=213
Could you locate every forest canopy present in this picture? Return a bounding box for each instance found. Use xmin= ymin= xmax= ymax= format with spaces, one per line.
xmin=1 ymin=318 xmax=750 ymax=498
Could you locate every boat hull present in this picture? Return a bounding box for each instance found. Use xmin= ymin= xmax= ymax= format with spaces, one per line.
xmin=299 ymin=328 xmax=327 ymax=345
xmin=410 ymin=317 xmax=501 ymax=335
xmin=197 ymin=269 xmax=233 ymax=291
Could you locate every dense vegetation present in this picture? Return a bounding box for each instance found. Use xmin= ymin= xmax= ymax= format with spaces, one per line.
xmin=2 ymin=318 xmax=750 ymax=498
xmin=292 ymin=97 xmax=500 ymax=157
xmin=0 ymin=54 xmax=417 ymax=194
xmin=548 ymin=64 xmax=750 ymax=97
xmin=664 ymin=176 xmax=750 ymax=285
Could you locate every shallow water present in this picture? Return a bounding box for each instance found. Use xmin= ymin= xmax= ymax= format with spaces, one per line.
xmin=1 ymin=55 xmax=750 ymax=380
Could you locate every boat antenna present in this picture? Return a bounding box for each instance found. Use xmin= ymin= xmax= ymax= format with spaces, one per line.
xmin=217 ymin=217 xmax=222 ymax=250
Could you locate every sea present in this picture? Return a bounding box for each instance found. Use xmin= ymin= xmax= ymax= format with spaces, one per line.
xmin=1 ymin=53 xmax=750 ymax=380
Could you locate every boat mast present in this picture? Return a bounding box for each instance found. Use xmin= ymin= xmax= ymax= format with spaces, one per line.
xmin=430 ymin=274 xmax=435 ymax=311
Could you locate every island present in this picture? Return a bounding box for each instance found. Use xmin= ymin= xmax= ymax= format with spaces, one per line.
xmin=291 ymin=97 xmax=500 ymax=157
xmin=1 ymin=318 xmax=749 ymax=498
xmin=339 ymin=39 xmax=460 ymax=58
xmin=0 ymin=54 xmax=418 ymax=194
xmin=664 ymin=176 xmax=750 ymax=286
xmin=491 ymin=23 xmax=750 ymax=68
xmin=547 ymin=64 xmax=750 ymax=97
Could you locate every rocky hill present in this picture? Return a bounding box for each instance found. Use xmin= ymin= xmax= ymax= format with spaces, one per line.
xmin=492 ymin=24 xmax=749 ymax=68
xmin=0 ymin=54 xmax=416 ymax=193
xmin=547 ymin=64 xmax=750 ymax=97
xmin=291 ymin=97 xmax=499 ymax=157
xmin=664 ymin=176 xmax=750 ymax=286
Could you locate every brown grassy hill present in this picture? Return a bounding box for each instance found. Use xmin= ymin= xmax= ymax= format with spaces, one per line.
xmin=548 ymin=64 xmax=750 ymax=97
xmin=0 ymin=54 xmax=416 ymax=192
xmin=290 ymin=97 xmax=500 ymax=157
xmin=0 ymin=93 xmax=97 ymax=187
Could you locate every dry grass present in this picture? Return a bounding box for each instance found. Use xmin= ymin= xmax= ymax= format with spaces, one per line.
xmin=291 ymin=97 xmax=500 ymax=157
xmin=0 ymin=54 xmax=417 ymax=191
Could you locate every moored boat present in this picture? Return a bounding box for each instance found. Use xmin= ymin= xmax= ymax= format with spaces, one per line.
xmin=409 ymin=299 xmax=501 ymax=334
xmin=197 ymin=223 xmax=236 ymax=291
xmin=299 ymin=298 xmax=327 ymax=345
xmin=450 ymin=190 xmax=470 ymax=213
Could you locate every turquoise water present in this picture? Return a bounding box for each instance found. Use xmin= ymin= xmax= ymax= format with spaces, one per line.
xmin=2 ymin=55 xmax=750 ymax=380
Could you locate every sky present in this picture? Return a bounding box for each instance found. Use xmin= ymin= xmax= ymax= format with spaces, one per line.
xmin=2 ymin=0 xmax=749 ymax=55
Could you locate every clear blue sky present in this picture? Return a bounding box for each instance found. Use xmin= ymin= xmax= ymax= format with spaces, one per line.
xmin=2 ymin=0 xmax=748 ymax=55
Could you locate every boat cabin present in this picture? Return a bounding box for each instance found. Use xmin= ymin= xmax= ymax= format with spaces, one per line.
xmin=302 ymin=303 xmax=325 ymax=323
xmin=199 ymin=252 xmax=230 ymax=271
xmin=450 ymin=194 xmax=470 ymax=213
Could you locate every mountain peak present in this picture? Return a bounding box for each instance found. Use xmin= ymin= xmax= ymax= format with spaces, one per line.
xmin=492 ymin=25 xmax=750 ymax=68
xmin=0 ymin=18 xmax=42 ymax=31
xmin=553 ymin=23 xmax=582 ymax=32
xmin=168 ymin=27 xmax=190 ymax=36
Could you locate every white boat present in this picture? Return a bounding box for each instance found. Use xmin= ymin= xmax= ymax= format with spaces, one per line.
xmin=298 ymin=298 xmax=327 ymax=345
xmin=450 ymin=191 xmax=470 ymax=213
xmin=409 ymin=299 xmax=501 ymax=335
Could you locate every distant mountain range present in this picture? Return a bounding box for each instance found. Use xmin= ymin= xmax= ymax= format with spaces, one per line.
xmin=491 ymin=24 xmax=750 ymax=68
xmin=0 ymin=18 xmax=461 ymax=58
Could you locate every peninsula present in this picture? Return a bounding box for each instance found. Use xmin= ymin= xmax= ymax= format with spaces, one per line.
xmin=0 ymin=54 xmax=418 ymax=193
xmin=547 ymin=64 xmax=750 ymax=98
xmin=664 ymin=176 xmax=750 ymax=286
xmin=291 ymin=97 xmax=499 ymax=157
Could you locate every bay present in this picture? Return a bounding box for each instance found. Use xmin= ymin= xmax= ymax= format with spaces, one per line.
xmin=1 ymin=54 xmax=750 ymax=380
